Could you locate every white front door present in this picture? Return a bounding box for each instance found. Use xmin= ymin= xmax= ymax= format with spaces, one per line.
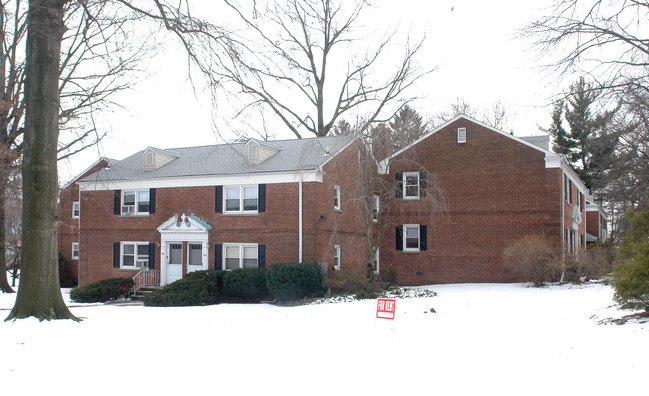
xmin=167 ymin=243 xmax=183 ymax=284
xmin=187 ymin=243 xmax=203 ymax=274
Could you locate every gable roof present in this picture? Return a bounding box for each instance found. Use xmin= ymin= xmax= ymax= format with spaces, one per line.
xmin=378 ymin=114 xmax=589 ymax=193
xmin=79 ymin=135 xmax=355 ymax=184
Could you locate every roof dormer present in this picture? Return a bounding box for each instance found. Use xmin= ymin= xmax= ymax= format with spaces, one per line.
xmin=245 ymin=139 xmax=279 ymax=165
xmin=143 ymin=147 xmax=179 ymax=172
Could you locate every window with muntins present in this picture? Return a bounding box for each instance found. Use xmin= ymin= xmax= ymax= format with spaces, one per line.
xmin=404 ymin=225 xmax=420 ymax=251
xmin=403 ymin=172 xmax=420 ymax=199
xmin=72 ymin=201 xmax=80 ymax=219
xmin=225 ymin=185 xmax=258 ymax=213
xmin=121 ymin=242 xmax=150 ymax=269
xmin=122 ymin=189 xmax=150 ymax=215
xmin=72 ymin=243 xmax=79 ymax=260
xmin=372 ymin=195 xmax=379 ymax=222
xmin=334 ymin=185 xmax=341 ymax=210
xmin=223 ymin=243 xmax=258 ymax=269
xmin=333 ymin=245 xmax=341 ymax=270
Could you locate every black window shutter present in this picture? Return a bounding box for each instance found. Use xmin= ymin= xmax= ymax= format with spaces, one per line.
xmin=395 ymin=225 xmax=403 ymax=251
xmin=114 ymin=190 xmax=121 ymax=215
xmin=258 ymin=244 xmax=266 ymax=268
xmin=149 ymin=188 xmax=156 ymax=214
xmin=214 ymin=244 xmax=222 ymax=270
xmin=148 ymin=243 xmax=156 ymax=269
xmin=215 ymin=186 xmax=223 ymax=213
xmin=420 ymin=225 xmax=428 ymax=251
xmin=113 ymin=242 xmax=120 ymax=268
xmin=258 ymin=184 xmax=266 ymax=213
xmin=395 ymin=173 xmax=403 ymax=198
xmin=419 ymin=172 xmax=427 ymax=197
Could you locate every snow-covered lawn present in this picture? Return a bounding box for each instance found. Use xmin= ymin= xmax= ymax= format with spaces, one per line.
xmin=1 ymin=282 xmax=646 ymax=396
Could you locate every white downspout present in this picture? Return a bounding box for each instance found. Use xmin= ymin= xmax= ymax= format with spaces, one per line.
xmin=299 ymin=173 xmax=303 ymax=263
xmin=77 ymin=187 xmax=82 ymax=284
xmin=559 ymin=159 xmax=566 ymax=283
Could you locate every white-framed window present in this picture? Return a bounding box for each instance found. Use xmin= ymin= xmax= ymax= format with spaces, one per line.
xmin=373 ymin=248 xmax=379 ymax=274
xmin=224 ymin=185 xmax=258 ymax=213
xmin=122 ymin=189 xmax=150 ymax=215
xmin=403 ymin=224 xmax=420 ymax=252
xmin=334 ymin=185 xmax=341 ymax=211
xmin=145 ymin=152 xmax=154 ymax=166
xmin=333 ymin=245 xmax=341 ymax=270
xmin=72 ymin=201 xmax=80 ymax=219
xmin=457 ymin=127 xmax=467 ymax=143
xmin=223 ymin=243 xmax=258 ymax=270
xmin=372 ymin=195 xmax=380 ymax=223
xmin=403 ymin=172 xmax=420 ymax=199
xmin=188 ymin=243 xmax=203 ymax=267
xmin=71 ymin=243 xmax=80 ymax=260
xmin=121 ymin=242 xmax=150 ymax=269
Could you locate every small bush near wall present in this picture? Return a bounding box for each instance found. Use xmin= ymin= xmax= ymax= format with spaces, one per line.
xmin=144 ymin=270 xmax=221 ymax=306
xmin=266 ymin=263 xmax=324 ymax=301
xmin=222 ymin=268 xmax=269 ymax=300
xmin=503 ymin=234 xmax=562 ymax=287
xmin=564 ymin=241 xmax=617 ymax=282
xmin=59 ymin=251 xmax=77 ymax=288
xmin=70 ymin=277 xmax=134 ymax=303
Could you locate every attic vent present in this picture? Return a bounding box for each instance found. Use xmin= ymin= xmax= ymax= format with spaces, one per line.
xmin=457 ymin=127 xmax=467 ymax=144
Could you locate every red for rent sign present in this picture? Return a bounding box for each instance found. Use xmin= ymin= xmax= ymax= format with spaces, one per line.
xmin=376 ymin=298 xmax=396 ymax=319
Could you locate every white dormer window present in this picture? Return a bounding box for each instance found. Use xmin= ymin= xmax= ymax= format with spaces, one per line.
xmin=457 ymin=128 xmax=467 ymax=143
xmin=145 ymin=152 xmax=154 ymax=166
xmin=247 ymin=144 xmax=258 ymax=160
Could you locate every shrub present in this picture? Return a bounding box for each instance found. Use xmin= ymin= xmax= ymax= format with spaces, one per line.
xmin=58 ymin=251 xmax=77 ymax=288
xmin=613 ymin=203 xmax=649 ymax=312
xmin=328 ymin=265 xmax=387 ymax=299
xmin=222 ymin=268 xmax=269 ymax=300
xmin=144 ymin=270 xmax=221 ymax=306
xmin=266 ymin=263 xmax=324 ymax=301
xmin=564 ymin=241 xmax=617 ymax=282
xmin=503 ymin=234 xmax=562 ymax=287
xmin=380 ymin=265 xmax=399 ymax=286
xmin=70 ymin=277 xmax=134 ymax=303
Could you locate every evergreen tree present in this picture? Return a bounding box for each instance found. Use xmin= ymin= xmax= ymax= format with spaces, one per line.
xmin=613 ymin=196 xmax=649 ymax=312
xmin=389 ymin=105 xmax=430 ymax=151
xmin=544 ymin=78 xmax=619 ymax=190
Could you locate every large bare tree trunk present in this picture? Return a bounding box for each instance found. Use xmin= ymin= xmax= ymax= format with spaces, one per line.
xmin=0 ymin=182 xmax=14 ymax=293
xmin=6 ymin=0 xmax=76 ymax=321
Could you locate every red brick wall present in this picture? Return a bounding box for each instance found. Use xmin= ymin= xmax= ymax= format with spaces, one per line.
xmin=381 ymin=119 xmax=564 ymax=284
xmin=75 ymin=141 xmax=369 ymax=286
xmin=58 ymin=159 xmax=111 ymax=284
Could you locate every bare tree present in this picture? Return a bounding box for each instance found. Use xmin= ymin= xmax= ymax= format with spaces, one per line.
xmin=216 ymin=0 xmax=428 ymax=138
xmin=523 ymin=0 xmax=649 ymax=94
xmin=6 ymin=0 xmax=232 ymax=320
xmin=432 ymin=97 xmax=512 ymax=131
xmin=431 ymin=97 xmax=479 ymax=127
xmin=329 ymin=120 xmax=445 ymax=283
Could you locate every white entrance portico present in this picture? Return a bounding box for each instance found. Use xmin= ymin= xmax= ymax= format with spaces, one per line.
xmin=157 ymin=213 xmax=211 ymax=286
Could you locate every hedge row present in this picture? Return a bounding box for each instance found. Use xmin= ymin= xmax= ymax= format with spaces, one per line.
xmin=144 ymin=263 xmax=323 ymax=306
xmin=70 ymin=277 xmax=134 ymax=303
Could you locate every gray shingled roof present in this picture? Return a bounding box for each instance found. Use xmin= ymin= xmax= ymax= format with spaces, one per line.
xmin=80 ymin=135 xmax=354 ymax=182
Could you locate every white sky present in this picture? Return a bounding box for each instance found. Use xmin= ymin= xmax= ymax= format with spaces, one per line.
xmin=58 ymin=0 xmax=567 ymax=183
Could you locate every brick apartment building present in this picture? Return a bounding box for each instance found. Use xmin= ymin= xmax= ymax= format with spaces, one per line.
xmin=59 ymin=115 xmax=597 ymax=287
